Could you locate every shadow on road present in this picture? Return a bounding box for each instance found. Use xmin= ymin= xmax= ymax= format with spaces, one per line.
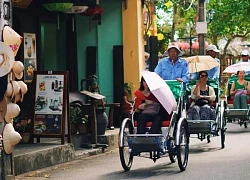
xmin=189 ymin=146 xmax=221 ymax=154
xmin=100 ymin=162 xmax=182 ymax=179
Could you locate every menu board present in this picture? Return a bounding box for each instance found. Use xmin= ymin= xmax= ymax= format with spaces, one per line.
xmin=32 ymin=71 xmax=69 ymax=144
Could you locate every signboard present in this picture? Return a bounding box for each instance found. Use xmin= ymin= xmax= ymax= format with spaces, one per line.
xmin=32 ymin=71 xmax=70 ymax=144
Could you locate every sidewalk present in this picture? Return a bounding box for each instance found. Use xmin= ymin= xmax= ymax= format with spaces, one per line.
xmin=12 ymin=128 xmax=119 ymax=176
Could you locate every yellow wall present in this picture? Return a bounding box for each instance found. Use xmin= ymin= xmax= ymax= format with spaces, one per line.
xmin=122 ymin=1 xmax=158 ymax=93
xmin=122 ymin=0 xmax=144 ymax=93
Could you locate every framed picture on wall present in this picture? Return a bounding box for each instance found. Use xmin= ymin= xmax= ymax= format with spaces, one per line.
xmin=23 ymin=33 xmax=36 ymax=59
xmin=24 ymin=58 xmax=37 ymax=83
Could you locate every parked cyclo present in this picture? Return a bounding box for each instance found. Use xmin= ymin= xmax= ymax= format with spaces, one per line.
xmin=119 ymin=71 xmax=189 ymax=172
xmin=186 ymin=78 xmax=226 ymax=149
xmin=223 ymin=74 xmax=250 ymax=128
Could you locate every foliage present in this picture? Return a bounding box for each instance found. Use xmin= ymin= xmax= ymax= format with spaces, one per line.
xmin=70 ymin=106 xmax=88 ymax=124
xmin=155 ymin=0 xmax=197 ymax=54
xmin=206 ymin=0 xmax=250 ymax=55
xmin=14 ymin=118 xmax=32 ymax=133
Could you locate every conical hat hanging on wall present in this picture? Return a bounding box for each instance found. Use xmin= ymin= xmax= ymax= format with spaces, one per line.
xmin=3 ymin=26 xmax=23 ymax=57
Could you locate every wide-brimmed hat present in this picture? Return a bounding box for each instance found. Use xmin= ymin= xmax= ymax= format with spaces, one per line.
xmin=206 ymin=45 xmax=219 ymax=53
xmin=164 ymin=42 xmax=182 ymax=56
xmin=0 ymin=42 xmax=15 ymax=77
xmin=2 ymin=123 xmax=22 ymax=154
xmin=0 ymin=97 xmax=7 ymax=123
xmin=5 ymin=103 xmax=20 ymax=123
xmin=3 ymin=25 xmax=23 ymax=57
xmin=12 ymin=61 xmax=24 ymax=80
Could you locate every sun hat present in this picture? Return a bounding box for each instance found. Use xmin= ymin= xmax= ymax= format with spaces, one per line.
xmin=164 ymin=42 xmax=183 ymax=56
xmin=2 ymin=123 xmax=22 ymax=154
xmin=12 ymin=61 xmax=24 ymax=80
xmin=0 ymin=97 xmax=7 ymax=123
xmin=241 ymin=50 xmax=249 ymax=56
xmin=3 ymin=25 xmax=23 ymax=57
xmin=17 ymin=81 xmax=28 ymax=102
xmin=206 ymin=45 xmax=220 ymax=53
xmin=0 ymin=41 xmax=15 ymax=77
xmin=5 ymin=103 xmax=20 ymax=123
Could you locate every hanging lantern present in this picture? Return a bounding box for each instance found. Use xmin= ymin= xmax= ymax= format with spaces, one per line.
xmin=157 ymin=33 xmax=164 ymax=41
xmin=205 ymin=41 xmax=209 ymax=48
xmin=42 ymin=3 xmax=73 ymax=12
xmin=182 ymin=42 xmax=190 ymax=50
xmin=192 ymin=42 xmax=199 ymax=50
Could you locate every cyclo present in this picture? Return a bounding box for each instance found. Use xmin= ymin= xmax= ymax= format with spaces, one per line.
xmin=119 ymin=77 xmax=189 ymax=172
xmin=223 ymin=75 xmax=250 ymax=128
xmin=186 ymin=79 xmax=226 ymax=148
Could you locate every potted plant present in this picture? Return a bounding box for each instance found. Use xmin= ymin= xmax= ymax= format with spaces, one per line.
xmin=14 ymin=117 xmax=32 ymax=143
xmin=70 ymin=105 xmax=88 ymax=134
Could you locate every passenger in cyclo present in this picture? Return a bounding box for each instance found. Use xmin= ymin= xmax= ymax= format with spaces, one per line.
xmin=133 ymin=77 xmax=168 ymax=134
xmin=187 ymin=71 xmax=216 ymax=120
xmin=230 ymin=70 xmax=250 ymax=109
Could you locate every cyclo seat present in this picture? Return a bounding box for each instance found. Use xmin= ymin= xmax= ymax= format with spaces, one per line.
xmin=226 ymin=75 xmax=250 ymax=105
xmin=133 ymin=80 xmax=183 ymax=128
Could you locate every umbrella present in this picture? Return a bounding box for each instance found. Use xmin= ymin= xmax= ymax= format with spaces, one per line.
xmin=141 ymin=71 xmax=177 ymax=114
xmin=223 ymin=62 xmax=250 ymax=73
xmin=185 ymin=55 xmax=220 ymax=73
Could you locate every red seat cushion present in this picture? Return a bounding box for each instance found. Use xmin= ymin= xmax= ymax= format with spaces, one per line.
xmin=134 ymin=113 xmax=171 ymax=127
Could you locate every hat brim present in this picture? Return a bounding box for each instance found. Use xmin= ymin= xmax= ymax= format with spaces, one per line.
xmin=0 ymin=42 xmax=15 ymax=77
xmin=14 ymin=72 xmax=23 ymax=80
xmin=164 ymin=47 xmax=183 ymax=57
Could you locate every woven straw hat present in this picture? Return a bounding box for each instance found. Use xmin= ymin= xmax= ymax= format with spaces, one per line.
xmin=17 ymin=81 xmax=27 ymax=102
xmin=5 ymin=103 xmax=20 ymax=123
xmin=0 ymin=42 xmax=15 ymax=77
xmin=3 ymin=123 xmax=22 ymax=154
xmin=12 ymin=61 xmax=24 ymax=80
xmin=0 ymin=97 xmax=7 ymax=123
xmin=3 ymin=25 xmax=23 ymax=57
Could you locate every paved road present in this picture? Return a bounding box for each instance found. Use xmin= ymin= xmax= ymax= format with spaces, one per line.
xmin=17 ymin=123 xmax=250 ymax=180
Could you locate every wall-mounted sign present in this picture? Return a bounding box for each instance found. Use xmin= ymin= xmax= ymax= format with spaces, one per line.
xmin=31 ymin=71 xmax=70 ymax=144
xmin=23 ymin=33 xmax=37 ymax=83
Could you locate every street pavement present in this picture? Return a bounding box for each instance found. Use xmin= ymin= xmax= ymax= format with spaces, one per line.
xmin=16 ymin=122 xmax=250 ymax=180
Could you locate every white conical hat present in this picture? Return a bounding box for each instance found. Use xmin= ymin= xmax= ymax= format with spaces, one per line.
xmin=5 ymin=103 xmax=20 ymax=123
xmin=0 ymin=42 xmax=15 ymax=77
xmin=3 ymin=123 xmax=22 ymax=154
xmin=3 ymin=26 xmax=23 ymax=57
xmin=12 ymin=61 xmax=24 ymax=80
xmin=17 ymin=81 xmax=27 ymax=101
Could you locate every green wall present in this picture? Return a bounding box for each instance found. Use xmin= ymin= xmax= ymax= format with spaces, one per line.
xmin=76 ymin=1 xmax=122 ymax=103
